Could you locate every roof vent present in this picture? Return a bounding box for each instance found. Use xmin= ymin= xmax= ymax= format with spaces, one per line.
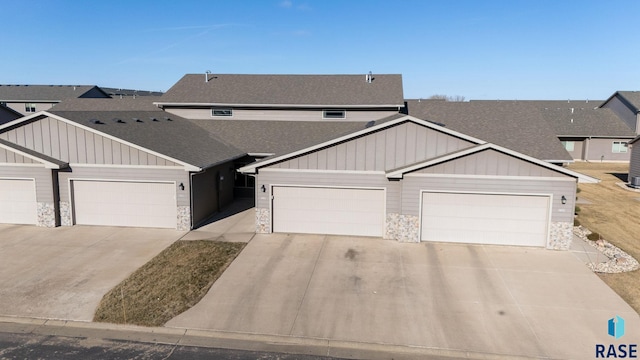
xmin=165 ymin=117 xmax=172 ymax=121
xmin=89 ymin=119 xmax=104 ymax=125
xmin=151 ymin=117 xmax=159 ymax=122
xmin=112 ymin=118 xmax=125 ymax=124
xmin=205 ymin=70 xmax=212 ymax=83
xmin=365 ymin=71 xmax=373 ymax=83
xmin=365 ymin=120 xmax=375 ymax=128
xmin=133 ymin=118 xmax=143 ymax=123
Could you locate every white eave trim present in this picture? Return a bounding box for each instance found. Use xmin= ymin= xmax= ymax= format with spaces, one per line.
xmin=238 ymin=115 xmax=487 ymax=174
xmin=153 ymin=102 xmax=405 ymax=109
xmin=0 ymin=111 xmax=201 ymax=172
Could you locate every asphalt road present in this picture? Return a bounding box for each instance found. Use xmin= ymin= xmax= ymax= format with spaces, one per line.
xmin=0 ymin=331 xmax=344 ymax=360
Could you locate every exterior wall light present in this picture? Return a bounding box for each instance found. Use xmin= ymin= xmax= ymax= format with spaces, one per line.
xmin=261 ymin=185 xmax=266 ymax=193
xmin=561 ymin=195 xmax=567 ymax=204
xmin=179 ymin=183 xmax=185 ymax=191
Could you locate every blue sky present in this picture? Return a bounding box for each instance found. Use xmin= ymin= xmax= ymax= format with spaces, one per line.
xmin=3 ymin=1 xmax=639 ymax=100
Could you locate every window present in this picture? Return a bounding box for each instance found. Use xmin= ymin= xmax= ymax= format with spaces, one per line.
xmin=612 ymin=141 xmax=628 ymax=153
xmin=561 ymin=141 xmax=575 ymax=152
xmin=323 ymin=109 xmax=346 ymax=119
xmin=25 ymin=103 xmax=36 ymax=112
xmin=211 ymin=108 xmax=232 ymax=117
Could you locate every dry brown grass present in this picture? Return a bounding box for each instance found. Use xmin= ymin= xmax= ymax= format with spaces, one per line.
xmin=93 ymin=240 xmax=245 ymax=326
xmin=568 ymin=162 xmax=640 ymax=313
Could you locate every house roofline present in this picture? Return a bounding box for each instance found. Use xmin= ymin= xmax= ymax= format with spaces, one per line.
xmin=153 ymin=102 xmax=404 ymax=109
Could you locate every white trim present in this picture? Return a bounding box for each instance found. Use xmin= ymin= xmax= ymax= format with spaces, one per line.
xmin=69 ymin=163 xmax=186 ymax=170
xmin=260 ymin=168 xmax=386 ymax=175
xmin=248 ymin=153 xmax=275 ymax=157
xmin=0 ymin=141 xmax=62 ymax=169
xmin=154 ymin=102 xmax=404 ymax=109
xmin=239 ymin=115 xmax=487 ymax=173
xmin=0 ymin=111 xmax=201 ymax=172
xmin=404 ymin=173 xmax=577 ymax=182
xmin=68 ymin=178 xmax=178 ymax=226
xmin=417 ymin=190 xmax=552 ymax=246
xmin=0 ymin=176 xmax=36 ymax=181
xmin=269 ymin=184 xmax=387 ymax=236
xmin=0 ymin=162 xmax=46 ymax=168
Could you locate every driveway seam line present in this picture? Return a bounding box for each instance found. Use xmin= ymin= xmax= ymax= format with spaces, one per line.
xmin=483 ymin=245 xmax=549 ymax=359
xmin=288 ymin=235 xmax=327 ymax=336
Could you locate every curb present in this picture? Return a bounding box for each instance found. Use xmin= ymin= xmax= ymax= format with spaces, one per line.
xmin=0 ymin=316 xmax=547 ymax=360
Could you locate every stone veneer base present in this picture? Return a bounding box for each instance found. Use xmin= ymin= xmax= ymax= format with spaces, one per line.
xmin=37 ymin=202 xmax=56 ymax=228
xmin=177 ymin=206 xmax=191 ymax=231
xmin=59 ymin=201 xmax=72 ymax=226
xmin=256 ymin=208 xmax=270 ymax=233
xmin=548 ymin=221 xmax=573 ymax=250
xmin=385 ymin=213 xmax=419 ymax=243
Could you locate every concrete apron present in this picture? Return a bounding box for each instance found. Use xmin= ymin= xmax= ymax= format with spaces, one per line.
xmin=166 ymin=234 xmax=640 ymax=360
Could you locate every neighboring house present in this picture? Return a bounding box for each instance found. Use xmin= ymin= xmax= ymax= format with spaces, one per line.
xmin=154 ymin=73 xmax=405 ymax=122
xmin=536 ymin=101 xmax=635 ymax=162
xmin=629 ymin=136 xmax=640 ymax=186
xmin=600 ymin=91 xmax=640 ymax=135
xmin=0 ymin=85 xmax=110 ymax=116
xmin=100 ymin=87 xmax=164 ymax=98
xmin=0 ymin=104 xmax=22 ymax=125
xmin=0 ymin=105 xmax=244 ymax=230
xmin=404 ymin=99 xmax=573 ymax=164
xmin=240 ymin=115 xmax=597 ymax=250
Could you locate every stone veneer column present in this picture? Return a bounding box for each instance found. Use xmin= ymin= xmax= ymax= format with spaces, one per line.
xmin=176 ymin=206 xmax=191 ymax=231
xmin=385 ymin=213 xmax=420 ymax=242
xmin=36 ymin=202 xmax=56 ymax=227
xmin=548 ymin=221 xmax=573 ymax=250
xmin=255 ymin=208 xmax=270 ymax=233
xmin=59 ymin=201 xmax=72 ymax=226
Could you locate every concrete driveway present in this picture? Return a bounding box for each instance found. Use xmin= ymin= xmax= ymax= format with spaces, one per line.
xmin=167 ymin=234 xmax=640 ymax=359
xmin=0 ymin=224 xmax=183 ymax=321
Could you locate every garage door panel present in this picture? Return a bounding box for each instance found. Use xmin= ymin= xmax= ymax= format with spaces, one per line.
xmin=421 ymin=192 xmax=549 ymax=247
xmin=0 ymin=179 xmax=37 ymax=225
xmin=273 ymin=187 xmax=384 ymax=237
xmin=73 ymin=181 xmax=177 ymax=229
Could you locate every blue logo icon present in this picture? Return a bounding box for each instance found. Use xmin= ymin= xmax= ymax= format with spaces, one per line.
xmin=609 ymin=315 xmax=625 ymax=339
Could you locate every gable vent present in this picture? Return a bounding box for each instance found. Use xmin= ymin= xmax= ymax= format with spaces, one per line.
xmin=89 ymin=119 xmax=104 ymax=125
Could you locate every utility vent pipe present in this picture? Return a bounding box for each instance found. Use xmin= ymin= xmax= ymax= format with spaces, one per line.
xmin=205 ymin=70 xmax=212 ymax=83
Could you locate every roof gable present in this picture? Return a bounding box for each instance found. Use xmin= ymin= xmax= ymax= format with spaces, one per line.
xmin=157 ymin=74 xmax=405 ymax=107
xmin=406 ymin=100 xmax=572 ymax=162
xmin=0 ymin=138 xmax=67 ymax=169
xmin=239 ymin=115 xmax=485 ymax=173
xmin=0 ymin=85 xmax=109 ymax=102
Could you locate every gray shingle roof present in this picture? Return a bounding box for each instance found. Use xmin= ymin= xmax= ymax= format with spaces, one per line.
xmin=158 ymin=74 xmax=405 ymax=107
xmin=472 ymin=100 xmax=635 ymax=137
xmin=0 ymin=85 xmax=108 ymax=102
xmin=405 ymin=100 xmax=572 ymax=161
xmin=616 ymin=91 xmax=640 ymax=113
xmin=51 ymin=97 xmax=161 ymax=112
xmin=50 ymin=110 xmax=244 ymax=169
xmin=188 ymin=114 xmax=405 ymax=156
xmin=100 ymin=87 xmax=163 ymax=97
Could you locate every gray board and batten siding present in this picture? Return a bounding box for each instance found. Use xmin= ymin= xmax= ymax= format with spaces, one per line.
xmin=0 ymin=116 xmax=181 ymax=166
xmin=602 ymin=94 xmax=640 ymax=134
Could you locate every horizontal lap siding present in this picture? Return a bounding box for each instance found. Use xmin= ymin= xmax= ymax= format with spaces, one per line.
xmin=402 ymin=175 xmax=576 ymax=222
xmin=164 ymin=108 xmax=398 ymax=121
xmin=58 ymin=167 xmax=190 ymax=206
xmin=0 ymin=166 xmax=53 ymax=202
xmin=256 ymin=170 xmax=399 ymax=213
xmin=0 ymin=117 xmax=180 ymax=166
xmin=630 ymin=147 xmax=640 ymax=179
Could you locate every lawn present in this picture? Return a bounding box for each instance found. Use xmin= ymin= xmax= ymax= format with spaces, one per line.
xmin=93 ymin=240 xmax=245 ymax=327
xmin=568 ymin=162 xmax=640 ymax=314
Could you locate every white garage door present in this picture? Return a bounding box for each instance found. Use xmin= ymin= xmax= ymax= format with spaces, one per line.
xmin=421 ymin=192 xmax=550 ymax=247
xmin=0 ymin=179 xmax=37 ymax=225
xmin=272 ymin=186 xmax=384 ymax=237
xmin=72 ymin=180 xmax=177 ymax=229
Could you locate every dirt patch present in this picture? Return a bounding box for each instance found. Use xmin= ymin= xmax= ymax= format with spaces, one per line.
xmin=568 ymin=162 xmax=640 ymax=314
xmin=93 ymin=240 xmax=245 ymax=326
